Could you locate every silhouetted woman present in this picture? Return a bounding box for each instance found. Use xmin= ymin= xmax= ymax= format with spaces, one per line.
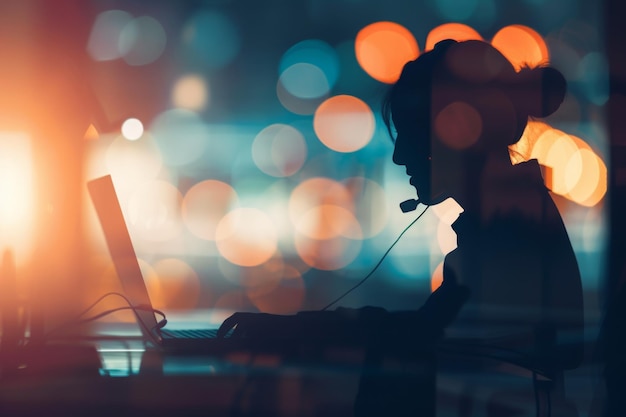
xmin=363 ymin=38 xmax=584 ymax=416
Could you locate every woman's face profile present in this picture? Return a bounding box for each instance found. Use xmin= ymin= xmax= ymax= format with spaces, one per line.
xmin=391 ymin=87 xmax=465 ymax=206
xmin=392 ymin=105 xmax=436 ymax=205
xmin=391 ymin=69 xmax=520 ymax=208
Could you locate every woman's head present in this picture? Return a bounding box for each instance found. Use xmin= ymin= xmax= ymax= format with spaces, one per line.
xmin=384 ymin=39 xmax=566 ymax=206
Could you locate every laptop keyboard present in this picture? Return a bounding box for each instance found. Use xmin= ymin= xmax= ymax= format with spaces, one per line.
xmin=162 ymin=328 xmax=219 ymax=339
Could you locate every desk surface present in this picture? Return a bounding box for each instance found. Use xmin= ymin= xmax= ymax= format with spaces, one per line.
xmin=0 ymin=332 xmax=437 ymax=417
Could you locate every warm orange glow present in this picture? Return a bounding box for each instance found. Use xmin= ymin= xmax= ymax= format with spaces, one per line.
xmin=182 ymin=180 xmax=239 ymax=241
xmin=510 ymin=120 xmax=551 ymax=163
xmin=214 ymin=291 xmax=246 ymax=310
xmin=145 ymin=258 xmax=201 ymax=310
xmin=294 ymin=233 xmax=362 ymax=271
xmin=565 ymin=148 xmax=607 ymax=207
xmin=236 ymin=255 xmax=284 ymax=290
xmin=127 ymin=180 xmax=183 ymax=242
xmin=84 ymin=124 xmax=99 ymax=140
xmin=425 ymin=23 xmax=483 ymax=51
xmin=514 ymin=122 xmax=607 ymax=206
xmin=355 ymin=21 xmax=419 ymax=83
xmin=105 ymin=134 xmax=164 ymax=189
xmin=431 ymin=261 xmax=444 ymax=292
xmin=247 ymin=266 xmax=305 ymax=314
xmin=172 ymin=74 xmax=208 ymax=111
xmin=313 ymin=95 xmax=375 ymax=153
xmin=97 ymin=260 xmax=144 ymax=323
xmin=0 ymin=133 xmax=34 ymax=265
xmin=543 ymin=133 xmax=579 ymax=195
xmin=296 ymin=204 xmax=362 ymax=240
xmin=288 ymin=177 xmax=363 ymax=269
xmin=491 ymin=25 xmax=549 ymax=71
xmin=216 ymin=208 xmax=278 ymax=267
xmin=434 ymin=101 xmax=483 ymax=149
xmin=288 ymin=177 xmax=354 ymax=227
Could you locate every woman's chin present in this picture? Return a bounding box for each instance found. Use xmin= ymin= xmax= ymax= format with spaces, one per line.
xmin=419 ymin=192 xmax=448 ymax=206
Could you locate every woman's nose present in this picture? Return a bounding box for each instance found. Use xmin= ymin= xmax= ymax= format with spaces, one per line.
xmin=392 ymin=139 xmax=405 ymax=166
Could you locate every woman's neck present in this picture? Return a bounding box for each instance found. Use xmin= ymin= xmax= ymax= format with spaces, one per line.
xmin=453 ymin=148 xmax=515 ymax=215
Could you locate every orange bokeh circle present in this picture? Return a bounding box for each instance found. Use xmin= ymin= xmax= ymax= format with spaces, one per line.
xmin=355 ymin=21 xmax=419 ymax=84
xmin=491 ymin=25 xmax=549 ymax=71
xmin=313 ymin=95 xmax=375 ymax=153
xmin=425 ymin=23 xmax=483 ymax=51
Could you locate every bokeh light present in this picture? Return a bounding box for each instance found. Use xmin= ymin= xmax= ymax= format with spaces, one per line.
xmin=578 ymin=52 xmax=609 ymax=106
xmin=182 ymin=180 xmax=239 ymax=241
xmin=247 ymin=266 xmax=305 ymax=314
xmin=127 ymin=180 xmax=183 ymax=242
xmin=231 ymin=254 xmax=284 ymax=290
xmin=121 ymin=118 xmax=144 ymax=140
xmin=104 ymin=133 xmax=163 ymax=190
xmin=509 ymin=120 xmax=548 ymax=163
xmin=119 ymin=16 xmax=167 ymax=66
xmin=252 ymin=124 xmax=307 ymax=177
xmin=181 ymin=10 xmax=241 ymax=69
xmin=434 ymin=101 xmax=483 ymax=149
xmin=294 ymin=232 xmax=362 ymax=271
xmin=145 ymin=258 xmax=201 ymax=310
xmin=513 ymin=121 xmax=607 ymax=206
xmin=216 ymin=208 xmax=278 ymax=267
xmin=425 ymin=23 xmax=483 ymax=51
xmin=536 ymin=131 xmax=580 ymax=195
xmin=431 ymin=261 xmax=444 ymax=292
xmin=288 ymin=177 xmax=354 ymax=228
xmin=296 ymin=204 xmax=362 ymax=240
xmin=565 ymin=147 xmax=607 ymax=207
xmin=87 ymin=10 xmax=133 ymax=61
xmin=172 ymin=74 xmax=209 ymax=111
xmin=150 ymin=109 xmax=210 ymax=167
xmin=355 ymin=21 xmax=419 ymax=84
xmin=280 ymin=64 xmax=330 ymax=99
xmin=491 ymin=25 xmax=549 ymax=71
xmin=288 ymin=176 xmax=363 ymax=270
xmin=313 ymin=95 xmax=375 ymax=153
xmin=343 ymin=177 xmax=388 ymax=238
xmin=276 ymin=79 xmax=327 ymax=115
xmin=279 ymin=39 xmax=339 ymax=99
xmin=0 ymin=133 xmax=34 ymax=264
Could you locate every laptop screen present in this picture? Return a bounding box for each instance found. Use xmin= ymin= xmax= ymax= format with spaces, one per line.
xmin=87 ymin=175 xmax=160 ymax=339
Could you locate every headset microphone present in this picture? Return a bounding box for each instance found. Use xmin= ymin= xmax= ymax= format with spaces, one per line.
xmin=400 ymin=198 xmax=420 ymax=213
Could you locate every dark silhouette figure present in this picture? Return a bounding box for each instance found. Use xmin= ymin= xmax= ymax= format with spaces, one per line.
xmin=594 ymin=269 xmax=626 ymax=417
xmin=218 ymin=40 xmax=584 ymax=416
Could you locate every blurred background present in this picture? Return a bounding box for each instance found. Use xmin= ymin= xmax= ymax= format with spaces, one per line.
xmin=0 ymin=0 xmax=609 ymax=334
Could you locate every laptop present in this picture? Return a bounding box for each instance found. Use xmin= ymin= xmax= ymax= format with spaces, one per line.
xmin=87 ymin=174 xmax=240 ymax=354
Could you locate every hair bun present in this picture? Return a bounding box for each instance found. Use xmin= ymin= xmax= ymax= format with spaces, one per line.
xmin=513 ymin=66 xmax=566 ymax=118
